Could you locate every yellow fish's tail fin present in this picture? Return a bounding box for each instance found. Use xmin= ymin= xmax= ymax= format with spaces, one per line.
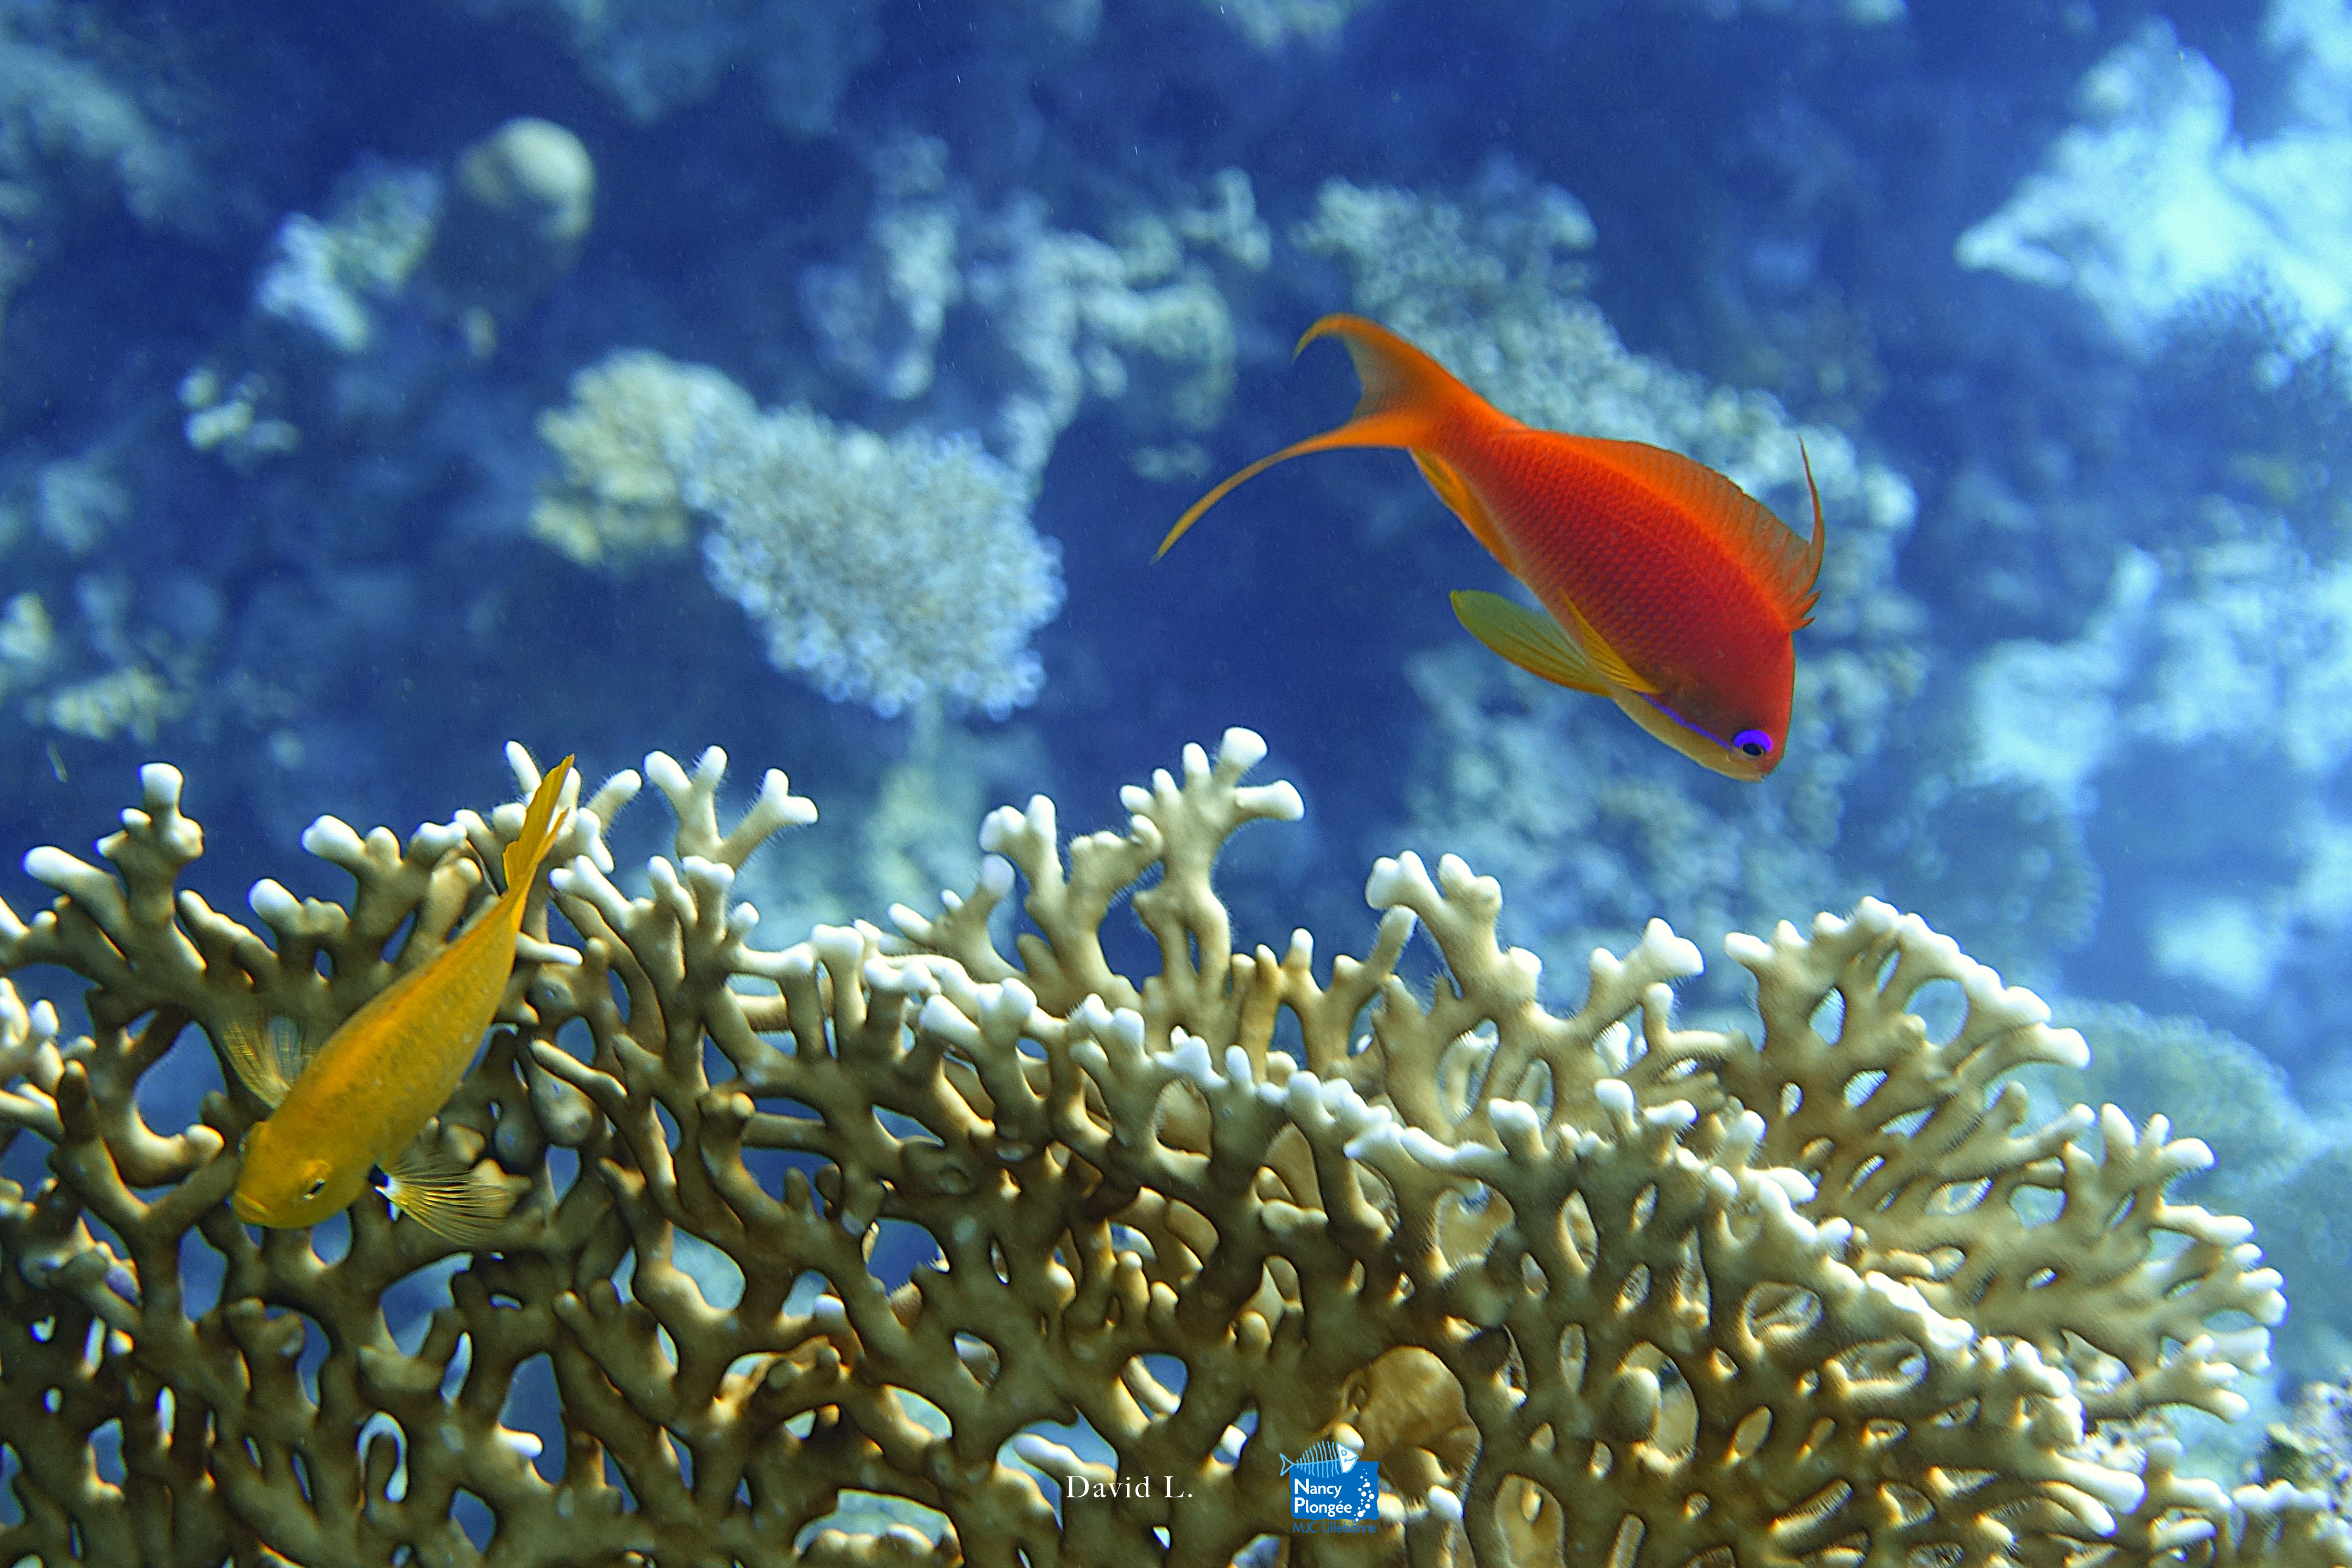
xmin=501 ymin=753 xmax=575 ymax=894
xmin=1155 ymin=313 xmax=1468 ymax=560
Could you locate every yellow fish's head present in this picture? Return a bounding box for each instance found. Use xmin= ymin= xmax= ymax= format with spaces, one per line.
xmin=232 ymin=1116 xmax=367 ymax=1228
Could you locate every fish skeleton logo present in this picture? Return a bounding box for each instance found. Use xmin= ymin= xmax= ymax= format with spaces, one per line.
xmin=1281 ymin=1438 xmax=1378 ymax=1526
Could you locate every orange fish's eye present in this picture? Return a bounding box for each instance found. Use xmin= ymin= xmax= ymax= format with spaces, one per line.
xmin=1733 ymin=730 xmax=1773 ymax=759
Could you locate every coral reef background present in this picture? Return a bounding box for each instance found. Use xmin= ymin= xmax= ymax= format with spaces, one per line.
xmin=4 ymin=0 xmax=2352 ymax=1551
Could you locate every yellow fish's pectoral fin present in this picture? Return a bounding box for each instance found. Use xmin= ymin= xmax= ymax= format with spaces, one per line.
xmin=1451 ymin=590 xmax=1611 ymax=694
xmin=382 ymin=1137 xmax=519 ymax=1248
xmin=1413 ymin=451 xmax=1512 ymax=566
xmin=219 ymin=1016 xmax=316 ymax=1112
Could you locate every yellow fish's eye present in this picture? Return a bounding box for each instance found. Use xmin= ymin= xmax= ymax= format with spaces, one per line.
xmin=303 ymin=1176 xmax=328 ymax=1200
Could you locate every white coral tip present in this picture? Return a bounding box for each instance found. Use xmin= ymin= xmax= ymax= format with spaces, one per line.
xmin=1364 ymin=851 xmax=1433 ymax=909
xmin=138 ymin=762 xmax=184 ymax=809
xmin=1217 ymin=727 xmax=1268 ymax=773
xmin=918 ymin=994 xmax=979 ymax=1048
xmin=759 ymin=770 xmax=818 ymax=827
xmin=644 ymin=750 xmax=689 ymax=795
xmin=1256 ymin=780 xmax=1305 ymax=820
xmin=248 ymin=879 xmax=300 ymax=924
xmin=1761 ymin=1167 xmax=1817 ymax=1203
xmin=1593 ymin=1079 xmax=1634 ymax=1118
xmin=1851 ymin=897 xmax=1899 ymax=933
xmin=977 ymin=804 xmax=1024 ymax=854
xmin=1723 ymin=931 xmax=1771 ymax=966
xmin=1489 ymin=1100 xmax=1539 ymax=1137
xmin=1163 ymin=1032 xmax=1220 ymax=1089
xmin=1424 ymin=1487 xmax=1462 ymax=1521
xmin=1396 ymin=1125 xmax=1457 ymax=1168
xmin=299 ymin=815 xmax=367 ymax=861
xmin=22 ymin=845 xmax=83 ymax=888
xmin=1638 ymin=918 xmax=1703 ymax=976
xmin=979 ymin=854 xmax=1015 ymax=897
xmin=1011 ymin=1434 xmax=1083 ymax=1472
xmin=1643 ymin=1098 xmax=1698 ymax=1131
xmin=984 ymin=978 xmax=1034 ymax=1033
xmin=810 ymin=925 xmax=865 ymax=970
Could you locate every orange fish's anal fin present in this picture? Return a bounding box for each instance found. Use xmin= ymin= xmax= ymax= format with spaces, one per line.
xmin=1451 ymin=590 xmax=1612 ymax=695
xmin=1413 ymin=452 xmax=1511 ymax=566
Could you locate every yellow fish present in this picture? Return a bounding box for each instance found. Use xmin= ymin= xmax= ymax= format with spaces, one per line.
xmin=224 ymin=755 xmax=574 ymax=1244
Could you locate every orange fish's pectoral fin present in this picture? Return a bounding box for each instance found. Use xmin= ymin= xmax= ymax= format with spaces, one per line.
xmin=1451 ymin=590 xmax=1615 ymax=695
xmin=382 ymin=1133 xmax=520 ymax=1248
xmin=219 ymin=1015 xmax=316 ymax=1112
xmin=1553 ymin=593 xmax=1661 ymax=696
xmin=1413 ymin=451 xmax=1511 ymax=565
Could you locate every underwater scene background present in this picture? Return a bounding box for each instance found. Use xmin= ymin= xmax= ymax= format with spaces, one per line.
xmin=3 ymin=0 xmax=2351 ymax=1560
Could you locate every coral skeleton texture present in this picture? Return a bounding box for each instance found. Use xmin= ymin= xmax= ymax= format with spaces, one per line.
xmin=0 ymin=732 xmax=2335 ymax=1566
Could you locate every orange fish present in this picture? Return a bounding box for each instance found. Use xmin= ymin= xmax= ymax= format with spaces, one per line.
xmin=1158 ymin=315 xmax=1824 ymax=779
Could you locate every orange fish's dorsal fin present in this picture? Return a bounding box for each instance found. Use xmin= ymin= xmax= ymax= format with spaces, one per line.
xmin=1570 ymin=435 xmax=1825 ymax=631
xmin=501 ymin=753 xmax=575 ymax=895
xmin=1791 ymin=439 xmax=1826 ymax=628
xmin=1451 ymin=591 xmax=1611 ymax=694
xmin=1156 ymin=313 xmax=1492 ymax=560
xmin=1413 ymin=452 xmax=1511 ymax=566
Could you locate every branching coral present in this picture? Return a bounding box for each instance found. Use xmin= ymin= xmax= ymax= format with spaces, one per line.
xmin=0 ymin=730 xmax=2333 ymax=1566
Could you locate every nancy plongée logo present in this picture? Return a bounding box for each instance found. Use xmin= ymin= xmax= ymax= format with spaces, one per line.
xmin=1281 ymin=1438 xmax=1378 ymax=1528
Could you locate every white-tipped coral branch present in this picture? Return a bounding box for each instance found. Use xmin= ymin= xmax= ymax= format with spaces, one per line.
xmin=0 ymin=732 xmax=2332 ymax=1566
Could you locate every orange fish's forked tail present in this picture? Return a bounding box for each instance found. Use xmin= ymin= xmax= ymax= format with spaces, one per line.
xmin=501 ymin=753 xmax=575 ymax=895
xmin=1155 ymin=314 xmax=1489 ymax=560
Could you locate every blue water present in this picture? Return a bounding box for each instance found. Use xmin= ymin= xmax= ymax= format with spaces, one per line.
xmin=0 ymin=0 xmax=2344 ymax=1479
